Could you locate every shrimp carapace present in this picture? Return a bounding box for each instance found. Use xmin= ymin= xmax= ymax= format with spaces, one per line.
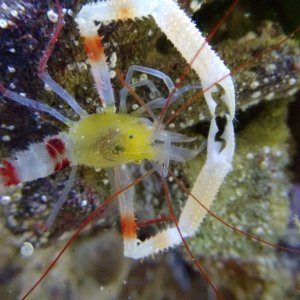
xmin=69 ymin=109 xmax=157 ymax=168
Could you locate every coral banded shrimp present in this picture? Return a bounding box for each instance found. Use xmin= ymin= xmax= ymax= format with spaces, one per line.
xmin=0 ymin=0 xmax=298 ymax=298
xmin=0 ymin=0 xmax=235 ymax=297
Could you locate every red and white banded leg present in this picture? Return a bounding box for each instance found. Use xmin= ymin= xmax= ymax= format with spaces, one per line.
xmin=113 ymin=166 xmax=139 ymax=255
xmin=0 ymin=134 xmax=74 ymax=194
xmin=0 ymin=1 xmax=87 ymax=194
xmin=76 ymin=15 xmax=115 ymax=108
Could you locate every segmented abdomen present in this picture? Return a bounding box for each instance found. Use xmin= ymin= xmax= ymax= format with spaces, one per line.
xmin=0 ymin=133 xmax=74 ymax=193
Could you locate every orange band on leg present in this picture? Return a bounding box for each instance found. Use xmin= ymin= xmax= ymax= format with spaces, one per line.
xmin=83 ymin=35 xmax=104 ymax=62
xmin=121 ymin=215 xmax=137 ymax=239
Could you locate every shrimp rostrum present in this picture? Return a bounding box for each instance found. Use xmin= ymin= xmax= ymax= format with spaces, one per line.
xmin=0 ymin=0 xmax=235 ymax=260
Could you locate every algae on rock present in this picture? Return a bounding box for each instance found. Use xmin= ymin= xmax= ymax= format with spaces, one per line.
xmin=182 ymin=98 xmax=295 ymax=299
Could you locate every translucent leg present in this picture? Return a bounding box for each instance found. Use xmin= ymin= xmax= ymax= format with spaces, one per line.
xmin=131 ymin=84 xmax=201 ymax=116
xmin=0 ymin=84 xmax=71 ymax=126
xmin=126 ymin=65 xmax=175 ymax=92
xmin=44 ymin=166 xmax=77 ymax=230
xmin=119 ymin=65 xmax=175 ymax=113
xmin=119 ymin=79 xmax=161 ymax=113
xmin=39 ymin=73 xmax=87 ymax=117
xmin=36 ymin=1 xmax=87 ymax=118
xmin=0 ymin=1 xmax=85 ymax=125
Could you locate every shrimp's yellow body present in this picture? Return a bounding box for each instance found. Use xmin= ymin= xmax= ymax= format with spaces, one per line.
xmin=69 ymin=109 xmax=157 ymax=168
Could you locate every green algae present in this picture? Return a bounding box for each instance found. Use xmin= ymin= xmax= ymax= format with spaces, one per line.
xmin=186 ymin=98 xmax=290 ymax=257
xmin=176 ymin=98 xmax=296 ymax=300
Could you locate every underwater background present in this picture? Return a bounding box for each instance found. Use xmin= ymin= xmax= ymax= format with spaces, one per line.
xmin=0 ymin=0 xmax=300 ymax=299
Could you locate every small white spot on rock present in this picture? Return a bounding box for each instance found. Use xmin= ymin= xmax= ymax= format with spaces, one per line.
xmin=263 ymin=146 xmax=270 ymax=154
xmin=198 ymin=112 xmax=205 ymax=121
xmin=175 ymin=78 xmax=181 ymax=85
xmin=110 ymin=70 xmax=116 ymax=78
xmin=246 ymin=153 xmax=254 ymax=160
xmin=7 ymin=66 xmax=15 ymax=73
xmin=265 ymin=92 xmax=274 ymax=101
xmin=289 ymin=78 xmax=297 ymax=86
xmin=110 ymin=52 xmax=117 ymax=68
xmin=287 ymin=87 xmax=298 ymax=96
xmin=132 ymin=104 xmax=139 ymax=110
xmin=80 ymin=200 xmax=88 ymax=207
xmin=96 ymin=106 xmax=104 ymax=113
xmin=0 ymin=19 xmax=8 ymax=29
xmin=44 ymin=83 xmax=52 ymax=91
xmin=17 ymin=4 xmax=25 ymax=12
xmin=21 ymin=242 xmax=34 ymax=257
xmin=102 ymin=179 xmax=109 ymax=185
xmin=251 ymin=91 xmax=261 ymax=99
xmin=2 ymin=135 xmax=11 ymax=141
xmin=139 ymin=73 xmax=148 ymax=81
xmin=77 ymin=62 xmax=88 ymax=71
xmin=190 ymin=0 xmax=202 ymax=12
xmin=47 ymin=9 xmax=58 ymax=23
xmin=0 ymin=195 xmax=11 ymax=205
xmin=265 ymin=63 xmax=276 ymax=73
xmin=260 ymin=160 xmax=268 ymax=169
xmin=40 ymin=195 xmax=48 ymax=202
xmin=250 ymin=81 xmax=259 ymax=89
xmin=11 ymin=10 xmax=18 ymax=17
xmin=187 ymin=119 xmax=194 ymax=126
xmin=1 ymin=3 xmax=8 ymax=10
xmin=253 ymin=227 xmax=264 ymax=235
xmin=236 ymin=189 xmax=243 ymax=197
xmin=168 ymin=176 xmax=174 ymax=183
